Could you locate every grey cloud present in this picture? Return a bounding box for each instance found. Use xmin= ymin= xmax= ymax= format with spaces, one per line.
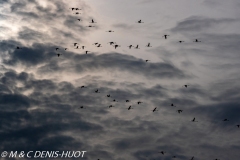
xmin=171 ymin=16 xmax=235 ymax=33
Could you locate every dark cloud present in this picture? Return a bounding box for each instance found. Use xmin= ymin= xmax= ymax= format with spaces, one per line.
xmin=171 ymin=16 xmax=235 ymax=33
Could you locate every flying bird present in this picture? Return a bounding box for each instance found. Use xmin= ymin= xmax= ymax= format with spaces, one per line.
xmin=145 ymin=60 xmax=150 ymax=62
xmin=85 ymin=51 xmax=90 ymax=54
xmin=114 ymin=44 xmax=120 ymax=49
xmin=96 ymin=44 xmax=102 ymax=47
xmin=159 ymin=151 xmax=166 ymax=155
xmin=108 ymin=42 xmax=115 ymax=45
xmin=75 ymin=12 xmax=81 ymax=14
xmin=56 ymin=53 xmax=62 ymax=57
xmin=163 ymin=35 xmax=170 ymax=39
xmin=79 ymin=106 xmax=86 ymax=109
xmin=16 ymin=46 xmax=22 ymax=49
xmin=135 ymin=45 xmax=140 ymax=49
xmin=191 ymin=118 xmax=198 ymax=122
xmin=137 ymin=101 xmax=142 ymax=104
xmin=194 ymin=39 xmax=201 ymax=42
xmin=171 ymin=103 xmax=176 ymax=107
xmin=128 ymin=45 xmax=134 ymax=49
xmin=77 ymin=19 xmax=82 ymax=21
xmin=177 ymin=110 xmax=183 ymax=113
xmin=179 ymin=41 xmax=184 ymax=43
xmin=90 ymin=19 xmax=96 ymax=23
xmin=152 ymin=107 xmax=158 ymax=112
xmin=137 ymin=20 xmax=144 ymax=23
xmin=55 ymin=48 xmax=59 ymax=51
xmin=93 ymin=43 xmax=98 ymax=45
xmin=64 ymin=48 xmax=68 ymax=50
xmin=106 ymin=30 xmax=114 ymax=32
xmin=223 ymin=119 xmax=229 ymax=121
xmin=183 ymin=85 xmax=190 ymax=88
xmin=80 ymin=86 xmax=85 ymax=88
xmin=95 ymin=89 xmax=100 ymax=93
xmin=109 ymin=105 xmax=114 ymax=108
xmin=237 ymin=125 xmax=240 ymax=128
xmin=107 ymin=94 xmax=110 ymax=97
xmin=126 ymin=100 xmax=130 ymax=102
xmin=86 ymin=25 xmax=95 ymax=27
xmin=81 ymin=46 xmax=85 ymax=49
xmin=113 ymin=99 xmax=118 ymax=102
xmin=73 ymin=43 xmax=78 ymax=46
xmin=127 ymin=106 xmax=133 ymax=110
xmin=146 ymin=43 xmax=152 ymax=47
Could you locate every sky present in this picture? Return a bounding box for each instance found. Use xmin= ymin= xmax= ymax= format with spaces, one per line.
xmin=0 ymin=0 xmax=240 ymax=160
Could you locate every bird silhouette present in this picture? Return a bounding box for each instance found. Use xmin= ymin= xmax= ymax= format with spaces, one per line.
xmin=145 ymin=60 xmax=150 ymax=62
xmin=183 ymin=85 xmax=190 ymax=88
xmin=93 ymin=43 xmax=98 ymax=45
xmin=128 ymin=45 xmax=134 ymax=49
xmin=80 ymin=86 xmax=85 ymax=88
xmin=109 ymin=105 xmax=114 ymax=108
xmin=75 ymin=8 xmax=81 ymax=10
xmin=177 ymin=110 xmax=183 ymax=113
xmin=152 ymin=107 xmax=158 ymax=112
xmin=55 ymin=48 xmax=59 ymax=51
xmin=85 ymin=51 xmax=90 ymax=54
xmin=137 ymin=101 xmax=142 ymax=104
xmin=114 ymin=44 xmax=120 ymax=49
xmin=79 ymin=106 xmax=86 ymax=109
xmin=137 ymin=20 xmax=144 ymax=23
xmin=90 ymin=19 xmax=96 ymax=23
xmin=237 ymin=125 xmax=240 ymax=128
xmin=108 ymin=42 xmax=115 ymax=45
xmin=81 ymin=46 xmax=85 ymax=49
xmin=135 ymin=45 xmax=140 ymax=49
xmin=127 ymin=106 xmax=133 ymax=110
xmin=107 ymin=94 xmax=110 ymax=97
xmin=191 ymin=118 xmax=198 ymax=122
xmin=70 ymin=8 xmax=75 ymax=11
xmin=56 ymin=53 xmax=62 ymax=57
xmin=179 ymin=41 xmax=184 ymax=43
xmin=159 ymin=151 xmax=166 ymax=155
xmin=106 ymin=30 xmax=114 ymax=32
xmin=126 ymin=100 xmax=130 ymax=102
xmin=64 ymin=48 xmax=68 ymax=50
xmin=77 ymin=19 xmax=82 ymax=21
xmin=75 ymin=46 xmax=79 ymax=49
xmin=73 ymin=43 xmax=78 ymax=46
xmin=194 ymin=39 xmax=201 ymax=42
xmin=171 ymin=103 xmax=176 ymax=107
xmin=223 ymin=119 xmax=229 ymax=121
xmin=75 ymin=12 xmax=81 ymax=14
xmin=95 ymin=89 xmax=100 ymax=93
xmin=86 ymin=25 xmax=95 ymax=27
xmin=172 ymin=156 xmax=176 ymax=158
xmin=96 ymin=44 xmax=102 ymax=47
xmin=113 ymin=99 xmax=118 ymax=102
xmin=16 ymin=46 xmax=22 ymax=49
xmin=146 ymin=43 xmax=152 ymax=47
xmin=163 ymin=35 xmax=170 ymax=39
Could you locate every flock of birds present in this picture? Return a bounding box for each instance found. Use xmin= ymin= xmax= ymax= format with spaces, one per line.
xmin=13 ymin=7 xmax=239 ymax=160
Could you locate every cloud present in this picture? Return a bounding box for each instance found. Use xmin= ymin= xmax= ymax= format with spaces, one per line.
xmin=171 ymin=16 xmax=235 ymax=33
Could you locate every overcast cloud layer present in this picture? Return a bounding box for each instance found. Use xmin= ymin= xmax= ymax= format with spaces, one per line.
xmin=0 ymin=0 xmax=240 ymax=160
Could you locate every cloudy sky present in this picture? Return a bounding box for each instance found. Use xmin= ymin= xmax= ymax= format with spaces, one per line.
xmin=0 ymin=0 xmax=240 ymax=159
